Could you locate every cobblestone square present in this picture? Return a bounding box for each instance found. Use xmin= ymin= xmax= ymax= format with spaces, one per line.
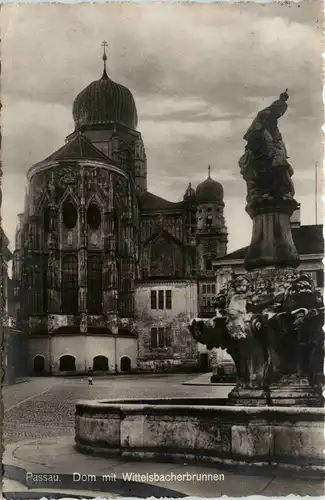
xmin=3 ymin=375 xmax=230 ymax=444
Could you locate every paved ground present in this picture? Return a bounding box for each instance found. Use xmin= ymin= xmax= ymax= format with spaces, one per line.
xmin=3 ymin=374 xmax=231 ymax=444
xmin=4 ymin=436 xmax=325 ymax=498
xmin=183 ymin=372 xmax=235 ymax=385
xmin=3 ymin=375 xmax=324 ymax=497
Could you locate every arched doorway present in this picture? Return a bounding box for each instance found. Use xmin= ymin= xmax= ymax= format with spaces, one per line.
xmin=59 ymin=355 xmax=76 ymax=371
xmin=33 ymin=355 xmax=45 ymax=374
xmin=120 ymin=356 xmax=131 ymax=372
xmin=199 ymin=353 xmax=209 ymax=372
xmin=93 ymin=355 xmax=109 ymax=372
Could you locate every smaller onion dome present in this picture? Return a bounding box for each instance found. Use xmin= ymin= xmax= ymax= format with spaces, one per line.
xmin=196 ymin=166 xmax=224 ymax=204
xmin=183 ymin=182 xmax=196 ymax=201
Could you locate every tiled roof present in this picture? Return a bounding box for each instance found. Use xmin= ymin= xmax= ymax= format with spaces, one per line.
xmin=139 ymin=191 xmax=184 ymax=211
xmin=216 ymin=225 xmax=324 ymax=262
xmin=36 ymin=134 xmax=111 ymax=165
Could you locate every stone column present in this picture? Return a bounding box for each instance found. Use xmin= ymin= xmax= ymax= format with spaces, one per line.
xmin=102 ymin=173 xmax=119 ymax=331
xmin=47 ymin=206 xmax=60 ymax=315
xmin=244 ymin=198 xmax=299 ymax=270
xmin=78 ymin=170 xmax=87 ymax=334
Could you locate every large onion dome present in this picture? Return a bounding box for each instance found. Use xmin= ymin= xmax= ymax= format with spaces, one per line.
xmin=73 ymin=68 xmax=138 ymax=131
xmin=196 ymin=167 xmax=224 ymax=203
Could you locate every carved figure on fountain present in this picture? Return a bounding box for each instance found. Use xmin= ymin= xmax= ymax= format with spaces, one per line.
xmin=189 ymin=269 xmax=324 ymax=406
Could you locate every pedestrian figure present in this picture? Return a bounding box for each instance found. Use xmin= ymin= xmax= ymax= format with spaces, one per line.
xmin=88 ymin=367 xmax=93 ymax=385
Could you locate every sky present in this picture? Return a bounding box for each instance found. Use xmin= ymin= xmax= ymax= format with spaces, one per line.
xmin=1 ymin=0 xmax=323 ymax=253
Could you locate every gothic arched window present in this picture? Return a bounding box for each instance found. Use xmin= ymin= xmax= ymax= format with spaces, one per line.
xmin=62 ymin=254 xmax=78 ymax=314
xmin=87 ymin=254 xmax=103 ymax=314
xmin=62 ymin=201 xmax=77 ymax=230
xmin=87 ymin=203 xmax=101 ymax=231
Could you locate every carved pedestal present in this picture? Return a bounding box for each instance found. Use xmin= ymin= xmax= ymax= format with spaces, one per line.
xmin=228 ymin=387 xmax=269 ymax=407
xmin=245 ymin=199 xmax=299 ymax=270
xmin=269 ymin=376 xmax=323 ymax=407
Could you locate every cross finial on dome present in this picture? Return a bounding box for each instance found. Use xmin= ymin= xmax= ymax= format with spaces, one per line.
xmin=208 ymin=165 xmax=211 ymax=178
xmin=101 ymin=40 xmax=108 ymax=78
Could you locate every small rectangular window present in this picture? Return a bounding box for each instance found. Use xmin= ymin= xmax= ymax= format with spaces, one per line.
xmin=166 ymin=326 xmax=172 ymax=347
xmin=211 ymin=284 xmax=216 ymax=295
xmin=150 ymin=328 xmax=158 ymax=348
xmin=206 ymin=259 xmax=212 ymax=271
xmin=207 ymin=284 xmax=211 ymax=294
xmin=151 ymin=290 xmax=157 ymax=309
xmin=158 ymin=290 xmax=164 ymax=310
xmin=158 ymin=327 xmax=165 ymax=347
xmin=202 ymin=284 xmax=207 ymax=294
xmin=165 ymin=290 xmax=172 ymax=309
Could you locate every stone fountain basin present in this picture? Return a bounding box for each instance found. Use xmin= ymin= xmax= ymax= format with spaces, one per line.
xmin=75 ymin=398 xmax=325 ymax=476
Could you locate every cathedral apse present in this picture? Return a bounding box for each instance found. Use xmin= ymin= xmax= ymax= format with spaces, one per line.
xmin=12 ymin=45 xmax=228 ymax=374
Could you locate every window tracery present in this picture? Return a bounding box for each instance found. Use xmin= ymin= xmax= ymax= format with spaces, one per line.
xmin=87 ymin=254 xmax=103 ymax=314
xmin=62 ymin=254 xmax=78 ymax=314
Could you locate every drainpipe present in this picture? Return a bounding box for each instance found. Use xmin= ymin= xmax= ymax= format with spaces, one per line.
xmin=112 ymin=317 xmax=118 ymax=375
xmin=48 ymin=333 xmax=52 ymax=375
xmin=114 ymin=334 xmax=117 ymax=374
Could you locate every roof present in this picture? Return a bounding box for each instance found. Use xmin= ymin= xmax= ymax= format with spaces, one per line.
xmin=73 ymin=70 xmax=138 ymax=131
xmin=196 ymin=175 xmax=224 ymax=204
xmin=139 ymin=191 xmax=184 ymax=211
xmin=143 ymin=228 xmax=184 ymax=247
xmin=216 ymin=224 xmax=324 ymax=262
xmin=35 ymin=134 xmax=111 ymax=166
xmin=292 ymin=224 xmax=324 ymax=255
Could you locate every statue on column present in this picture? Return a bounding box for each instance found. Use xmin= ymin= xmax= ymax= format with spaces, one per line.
xmin=189 ymin=91 xmax=324 ymax=407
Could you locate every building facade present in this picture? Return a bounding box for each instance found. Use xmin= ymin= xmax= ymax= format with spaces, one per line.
xmin=213 ymin=207 xmax=324 ymax=294
xmin=1 ymin=227 xmax=28 ymax=384
xmin=12 ymin=53 xmax=228 ymax=374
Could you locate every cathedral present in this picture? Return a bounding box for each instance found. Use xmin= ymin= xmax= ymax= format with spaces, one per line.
xmin=12 ymin=49 xmax=228 ymax=374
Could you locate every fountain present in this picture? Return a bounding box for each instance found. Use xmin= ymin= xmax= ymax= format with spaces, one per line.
xmin=190 ymin=90 xmax=324 ymax=408
xmin=75 ymin=92 xmax=324 ymax=475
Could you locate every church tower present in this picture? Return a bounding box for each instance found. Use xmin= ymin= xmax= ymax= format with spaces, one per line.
xmin=195 ymin=167 xmax=228 ymax=316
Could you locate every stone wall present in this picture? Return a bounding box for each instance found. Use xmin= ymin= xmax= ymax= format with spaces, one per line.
xmin=28 ymin=334 xmax=137 ymax=374
xmin=3 ymin=328 xmax=28 ymax=384
xmin=75 ymin=399 xmax=325 ymax=476
xmin=134 ymin=280 xmax=198 ymax=371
